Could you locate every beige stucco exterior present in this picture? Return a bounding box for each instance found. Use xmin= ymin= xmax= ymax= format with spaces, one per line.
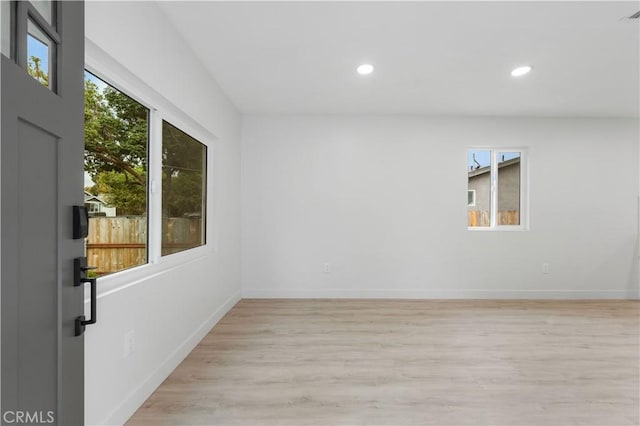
xmin=468 ymin=157 xmax=520 ymax=215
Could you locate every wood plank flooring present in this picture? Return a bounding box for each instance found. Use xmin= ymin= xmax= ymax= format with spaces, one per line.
xmin=127 ymin=299 xmax=639 ymax=425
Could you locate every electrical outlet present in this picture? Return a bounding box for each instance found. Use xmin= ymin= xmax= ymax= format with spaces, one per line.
xmin=323 ymin=262 xmax=331 ymax=273
xmin=124 ymin=329 xmax=135 ymax=358
xmin=542 ymin=263 xmax=550 ymax=274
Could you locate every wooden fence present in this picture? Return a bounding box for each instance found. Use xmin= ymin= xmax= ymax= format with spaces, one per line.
xmin=87 ymin=216 xmax=202 ymax=275
xmin=468 ymin=210 xmax=519 ymax=227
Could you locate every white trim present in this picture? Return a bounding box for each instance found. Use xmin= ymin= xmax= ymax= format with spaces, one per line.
xmin=467 ymin=189 xmax=476 ymax=207
xmin=468 ymin=224 xmax=527 ymax=232
xmin=490 ymin=150 xmax=498 ymax=227
xmin=242 ymin=289 xmax=640 ymax=300
xmin=520 ymin=148 xmax=530 ymax=230
xmin=98 ymin=291 xmax=241 ymax=426
xmin=85 ymin=39 xmax=217 ymax=144
xmin=86 ymin=251 xmax=209 ymax=301
xmin=147 ymin=111 xmax=162 ymax=265
xmin=156 ymin=243 xmax=212 ymax=269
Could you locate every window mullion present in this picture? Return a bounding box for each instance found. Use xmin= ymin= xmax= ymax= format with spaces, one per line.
xmin=519 ymin=150 xmax=527 ymax=229
xmin=490 ymin=150 xmax=498 ymax=228
xmin=148 ymin=110 xmax=163 ymax=265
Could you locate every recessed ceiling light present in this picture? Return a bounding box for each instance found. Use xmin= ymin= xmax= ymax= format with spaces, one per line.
xmin=511 ymin=65 xmax=532 ymax=77
xmin=357 ymin=64 xmax=374 ymax=75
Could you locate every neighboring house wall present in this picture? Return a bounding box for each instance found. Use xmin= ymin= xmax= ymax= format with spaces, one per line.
xmin=468 ymin=168 xmax=490 ymax=212
xmin=497 ymin=160 xmax=520 ymax=211
xmin=85 ymin=197 xmax=116 ymax=217
xmin=468 ymin=159 xmax=520 ymax=213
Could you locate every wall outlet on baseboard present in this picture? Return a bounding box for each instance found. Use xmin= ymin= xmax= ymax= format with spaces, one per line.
xmin=124 ymin=329 xmax=136 ymax=358
xmin=323 ymin=262 xmax=331 ymax=273
xmin=542 ymin=263 xmax=550 ymax=274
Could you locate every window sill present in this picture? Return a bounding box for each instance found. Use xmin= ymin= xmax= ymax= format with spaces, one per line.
xmin=87 ymin=244 xmax=214 ymax=301
xmin=468 ymin=226 xmax=528 ymax=232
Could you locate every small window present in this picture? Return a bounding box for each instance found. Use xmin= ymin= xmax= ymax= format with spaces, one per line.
xmin=161 ymin=121 xmax=207 ymax=256
xmin=84 ymin=71 xmax=149 ymax=276
xmin=86 ymin=202 xmax=100 ymax=214
xmin=9 ymin=2 xmax=60 ymax=90
xmin=27 ymin=21 xmax=52 ymax=88
xmin=468 ymin=149 xmax=526 ymax=229
xmin=467 ymin=190 xmax=476 ymax=207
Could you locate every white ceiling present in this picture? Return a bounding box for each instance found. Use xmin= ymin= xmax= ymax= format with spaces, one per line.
xmin=158 ymin=1 xmax=639 ymax=117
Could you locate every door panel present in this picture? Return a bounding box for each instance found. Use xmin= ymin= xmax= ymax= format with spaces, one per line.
xmin=1 ymin=2 xmax=85 ymax=425
xmin=17 ymin=120 xmax=59 ymax=415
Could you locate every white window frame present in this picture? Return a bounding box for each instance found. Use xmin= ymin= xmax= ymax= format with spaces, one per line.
xmin=467 ymin=147 xmax=528 ymax=231
xmin=85 ymin=39 xmax=217 ymax=296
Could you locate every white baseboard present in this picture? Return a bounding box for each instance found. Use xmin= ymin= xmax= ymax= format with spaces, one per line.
xmin=101 ymin=290 xmax=242 ymax=426
xmin=242 ymin=289 xmax=640 ymax=300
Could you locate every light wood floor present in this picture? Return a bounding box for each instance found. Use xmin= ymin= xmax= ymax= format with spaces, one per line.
xmin=127 ymin=299 xmax=639 ymax=426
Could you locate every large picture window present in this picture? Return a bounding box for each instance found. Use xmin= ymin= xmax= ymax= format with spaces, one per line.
xmin=161 ymin=121 xmax=207 ymax=256
xmin=84 ymin=71 xmax=149 ymax=276
xmin=82 ymin=64 xmax=211 ymax=283
xmin=467 ymin=149 xmax=527 ymax=229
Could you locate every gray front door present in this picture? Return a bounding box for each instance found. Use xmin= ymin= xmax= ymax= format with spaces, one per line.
xmin=1 ymin=1 xmax=85 ymax=425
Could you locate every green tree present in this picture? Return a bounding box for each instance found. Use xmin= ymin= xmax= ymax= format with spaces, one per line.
xmin=84 ymin=77 xmax=148 ymax=215
xmin=27 ymin=56 xmax=48 ymax=86
xmin=162 ymin=122 xmax=206 ymax=218
xmin=83 ymin=75 xmax=205 ymax=218
xmin=91 ymin=169 xmax=147 ymax=215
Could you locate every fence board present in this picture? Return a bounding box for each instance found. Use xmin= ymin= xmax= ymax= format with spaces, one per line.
xmin=468 ymin=210 xmax=519 ymax=227
xmin=87 ymin=216 xmax=201 ymax=275
xmin=161 ymin=217 xmax=203 ymax=256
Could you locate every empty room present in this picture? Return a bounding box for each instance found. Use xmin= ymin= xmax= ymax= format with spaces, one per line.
xmin=1 ymin=1 xmax=638 ymax=425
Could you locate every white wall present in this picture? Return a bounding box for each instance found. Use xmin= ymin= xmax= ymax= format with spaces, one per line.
xmin=85 ymin=3 xmax=241 ymax=425
xmin=83 ymin=3 xmax=638 ymax=423
xmin=242 ymin=116 xmax=639 ymax=299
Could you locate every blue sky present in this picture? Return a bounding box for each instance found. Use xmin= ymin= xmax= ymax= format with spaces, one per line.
xmin=28 ymin=36 xmax=107 ymax=95
xmin=26 ymin=45 xmax=103 ymax=187
xmin=85 ymin=70 xmax=108 ymax=91
xmin=468 ymin=150 xmax=519 ymax=171
xmin=27 ymin=34 xmax=48 ymax=75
